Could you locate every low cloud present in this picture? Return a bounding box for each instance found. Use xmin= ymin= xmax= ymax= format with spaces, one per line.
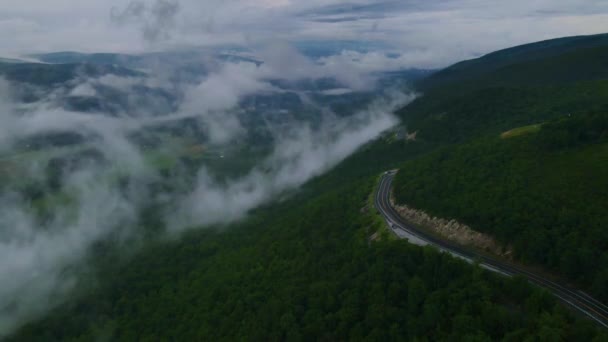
xmin=111 ymin=0 xmax=180 ymax=43
xmin=0 ymin=88 xmax=153 ymax=334
xmin=0 ymin=45 xmax=416 ymax=336
xmin=173 ymin=90 xmax=413 ymax=229
xmin=1 ymin=1 xmax=608 ymax=66
xmin=0 ymin=173 xmax=140 ymax=334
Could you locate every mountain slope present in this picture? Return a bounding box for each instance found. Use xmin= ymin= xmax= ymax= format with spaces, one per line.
xmin=10 ymin=139 xmax=604 ymax=340
xmin=418 ymin=33 xmax=608 ymax=90
xmin=394 ymin=33 xmax=608 ymax=298
xmin=395 ymin=115 xmax=608 ymax=296
xmin=8 ymin=34 xmax=608 ymax=339
xmin=398 ymin=33 xmax=608 ymax=144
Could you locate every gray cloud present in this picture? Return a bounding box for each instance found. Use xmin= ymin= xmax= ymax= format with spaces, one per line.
xmin=171 ymin=89 xmax=413 ymax=229
xmin=0 ymin=44 xmax=418 ymax=335
xmin=110 ymin=1 xmax=146 ymax=21
xmin=0 ymin=173 xmax=140 ymax=334
xmin=0 ymin=0 xmax=607 ymax=67
xmin=111 ymin=0 xmax=180 ymax=43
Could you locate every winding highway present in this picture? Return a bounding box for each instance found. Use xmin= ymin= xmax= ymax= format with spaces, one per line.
xmin=375 ymin=171 xmax=608 ymax=329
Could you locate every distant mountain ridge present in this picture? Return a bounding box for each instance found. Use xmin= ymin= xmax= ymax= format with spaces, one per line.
xmin=419 ymin=32 xmax=608 ymax=90
xmin=398 ymin=32 xmax=608 ymax=143
xmin=0 ymin=62 xmax=142 ymax=86
xmin=31 ymin=51 xmax=143 ymax=66
xmin=30 ymin=50 xmax=261 ymax=68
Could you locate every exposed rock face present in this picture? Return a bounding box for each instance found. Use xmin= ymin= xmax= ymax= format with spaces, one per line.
xmin=390 ymin=194 xmax=513 ymax=259
xmin=369 ymin=232 xmax=380 ymax=242
xmin=406 ymin=131 xmax=418 ymax=141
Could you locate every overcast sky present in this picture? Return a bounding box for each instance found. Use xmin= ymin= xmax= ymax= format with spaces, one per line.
xmin=1 ymin=0 xmax=607 ymax=68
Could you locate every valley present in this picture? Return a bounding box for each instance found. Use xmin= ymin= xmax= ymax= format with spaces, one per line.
xmin=2 ymin=2 xmax=608 ymax=339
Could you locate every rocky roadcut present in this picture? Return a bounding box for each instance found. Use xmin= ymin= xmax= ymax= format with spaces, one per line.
xmin=390 ymin=194 xmax=513 ymax=258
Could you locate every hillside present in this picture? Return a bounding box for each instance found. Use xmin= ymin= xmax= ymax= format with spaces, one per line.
xmin=398 ymin=33 xmax=608 ymax=144
xmin=395 ymin=114 xmax=608 ymax=295
xmin=394 ymin=33 xmax=608 ymax=298
xmin=8 ymin=34 xmax=608 ymax=340
xmin=417 ymin=33 xmax=608 ymax=90
xmin=10 ymin=139 xmax=604 ymax=340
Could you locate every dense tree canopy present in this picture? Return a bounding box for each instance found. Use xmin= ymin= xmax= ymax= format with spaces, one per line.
xmin=11 ymin=162 xmax=604 ymax=340
xmin=394 ymin=112 xmax=608 ymax=299
xmin=11 ymin=33 xmax=608 ymax=340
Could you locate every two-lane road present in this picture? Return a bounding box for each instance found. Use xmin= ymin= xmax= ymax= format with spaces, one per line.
xmin=375 ymin=171 xmax=608 ymax=328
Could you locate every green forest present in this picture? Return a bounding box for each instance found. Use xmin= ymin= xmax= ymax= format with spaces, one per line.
xmin=11 ymin=143 xmax=606 ymax=340
xmin=394 ymin=112 xmax=608 ymax=298
xmin=10 ymin=33 xmax=608 ymax=340
xmin=390 ymin=39 xmax=608 ymax=302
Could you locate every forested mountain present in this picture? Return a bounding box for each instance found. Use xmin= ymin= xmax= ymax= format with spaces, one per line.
xmin=9 ymin=33 xmax=608 ymax=340
xmin=417 ymin=33 xmax=608 ymax=90
xmin=394 ymin=33 xmax=608 ymax=300
xmin=11 ymin=139 xmax=605 ymax=341
xmin=399 ymin=33 xmax=608 ymax=144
